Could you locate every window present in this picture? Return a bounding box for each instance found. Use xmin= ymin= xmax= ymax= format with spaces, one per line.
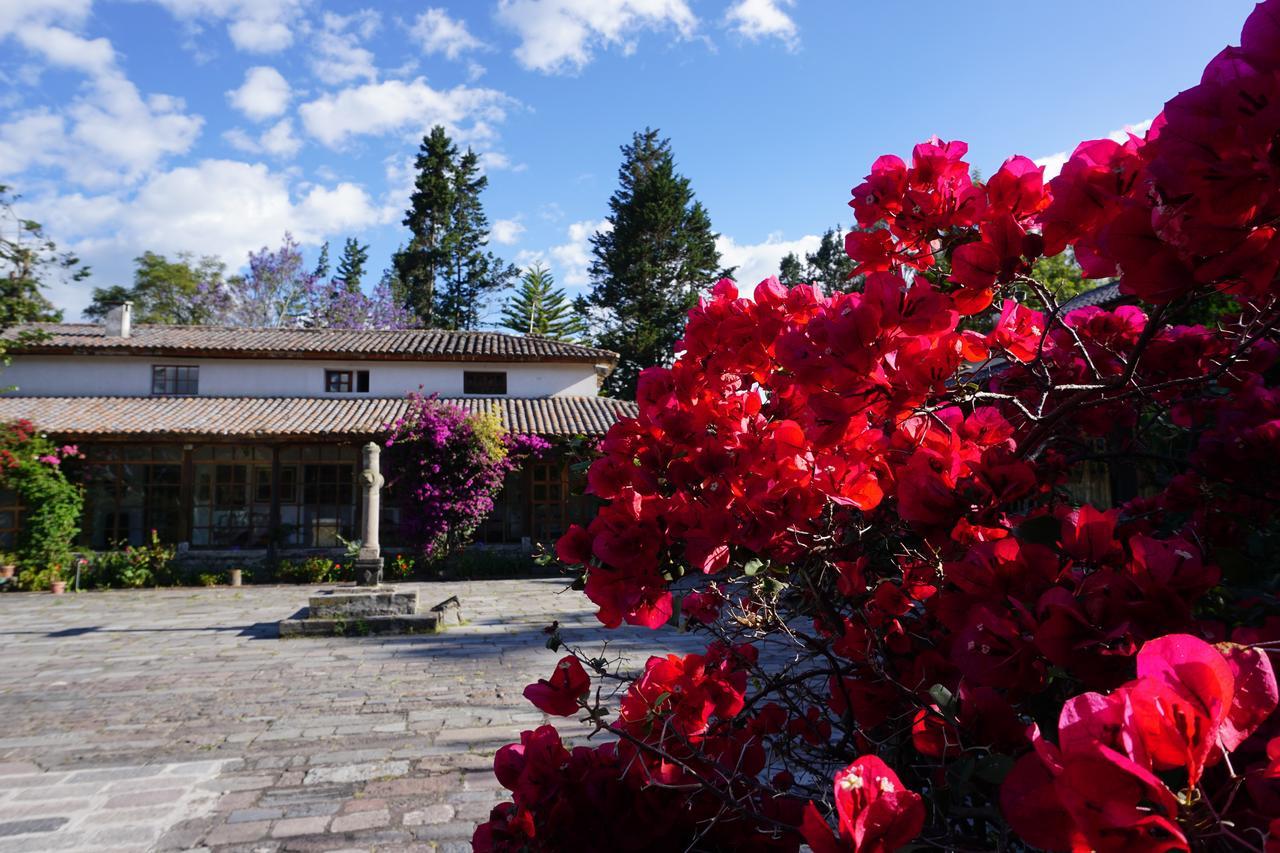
xmin=464 ymin=371 xmax=507 ymax=395
xmin=356 ymin=370 xmax=369 ymax=393
xmin=325 ymin=370 xmax=352 ymax=392
xmin=152 ymin=365 xmax=198 ymax=395
xmin=80 ymin=445 xmax=183 ymax=548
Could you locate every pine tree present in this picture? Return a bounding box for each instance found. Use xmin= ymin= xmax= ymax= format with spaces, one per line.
xmin=778 ymin=252 xmax=804 ymax=287
xmin=393 ymin=126 xmax=457 ymax=326
xmin=335 ymin=238 xmax=369 ymax=293
xmin=312 ymin=241 xmax=330 ymax=281
xmin=434 ymin=149 xmax=517 ymax=330
xmin=500 ymin=263 xmax=589 ymax=342
xmin=584 ymin=128 xmax=725 ymax=398
xmin=776 ymin=227 xmax=859 ymax=294
xmin=808 ymin=227 xmax=858 ymax=293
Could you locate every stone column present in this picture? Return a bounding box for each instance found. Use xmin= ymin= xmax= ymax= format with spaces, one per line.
xmin=355 ymin=441 xmax=385 ymax=587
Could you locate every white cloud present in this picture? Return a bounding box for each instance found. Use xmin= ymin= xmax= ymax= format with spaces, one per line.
xmin=1034 ymin=118 xmax=1154 ymax=179
xmin=0 ymin=74 xmax=203 ymax=188
xmin=490 ymin=217 xmax=526 ymax=245
xmin=147 ymin=0 xmax=304 ymax=52
xmin=0 ymin=0 xmax=92 ymax=38
xmin=29 ymin=159 xmax=389 ymax=316
xmin=496 ymin=0 xmax=698 ymax=74
xmin=0 ymin=10 xmax=204 ymax=189
xmin=549 ymin=218 xmax=610 ymax=285
xmin=410 ymin=8 xmax=485 ymax=60
xmin=14 ymin=24 xmax=114 ymax=75
xmin=724 ymin=0 xmax=798 ymax=49
xmin=716 ymin=231 xmax=820 ymax=289
xmin=311 ymin=10 xmax=379 ymax=85
xmin=298 ymin=77 xmax=514 ymax=148
xmin=224 ymin=118 xmax=301 ymax=158
xmin=226 ymin=66 xmax=290 ymax=121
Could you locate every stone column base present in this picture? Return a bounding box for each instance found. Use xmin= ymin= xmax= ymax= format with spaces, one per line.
xmin=354 ymin=557 xmax=383 ymax=587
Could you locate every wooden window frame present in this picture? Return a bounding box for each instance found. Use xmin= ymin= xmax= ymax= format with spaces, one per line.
xmin=463 ymin=370 xmax=507 ymax=395
xmin=324 ymin=370 xmax=353 ymax=393
xmin=151 ymin=364 xmax=198 ymax=395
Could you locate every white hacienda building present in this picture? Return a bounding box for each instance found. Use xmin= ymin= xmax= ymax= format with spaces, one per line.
xmin=0 ymin=304 xmax=634 ymax=559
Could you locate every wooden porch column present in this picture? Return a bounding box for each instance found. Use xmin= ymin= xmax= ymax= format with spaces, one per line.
xmin=267 ymin=445 xmax=282 ymax=564
xmin=179 ymin=445 xmax=194 ymax=545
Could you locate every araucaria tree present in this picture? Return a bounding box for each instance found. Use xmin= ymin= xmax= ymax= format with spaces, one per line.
xmin=394 ymin=126 xmax=515 ymax=329
xmin=499 ymin=263 xmax=588 ymax=342
xmin=476 ymin=5 xmax=1280 ymax=851
xmin=583 ymin=128 xmax=725 ymax=398
xmin=381 ymin=394 xmax=547 ymax=560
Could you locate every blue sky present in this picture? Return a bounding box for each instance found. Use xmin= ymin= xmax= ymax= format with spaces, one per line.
xmin=0 ymin=0 xmax=1257 ymax=324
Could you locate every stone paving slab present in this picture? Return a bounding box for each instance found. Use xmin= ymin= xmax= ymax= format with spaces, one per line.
xmin=0 ymin=580 xmax=701 ymax=851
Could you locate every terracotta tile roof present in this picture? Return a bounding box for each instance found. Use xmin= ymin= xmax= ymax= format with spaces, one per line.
xmin=0 ymin=396 xmax=637 ymax=439
xmin=4 ymin=323 xmax=618 ymax=364
xmin=1060 ymin=281 xmax=1125 ymax=312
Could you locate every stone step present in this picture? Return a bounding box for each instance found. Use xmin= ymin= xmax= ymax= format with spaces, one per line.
xmin=278 ymin=613 xmax=443 ymax=638
xmin=307 ymin=588 xmax=419 ymax=619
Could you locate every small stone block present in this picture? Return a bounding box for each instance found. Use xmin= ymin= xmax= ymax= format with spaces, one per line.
xmin=430 ymin=596 xmax=463 ymax=625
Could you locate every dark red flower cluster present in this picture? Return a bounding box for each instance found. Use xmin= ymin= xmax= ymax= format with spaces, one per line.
xmin=479 ymin=4 xmax=1280 ymax=851
xmin=1002 ymin=634 xmax=1279 ymax=852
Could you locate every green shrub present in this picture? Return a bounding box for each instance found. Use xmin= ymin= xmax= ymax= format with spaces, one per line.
xmin=0 ymin=421 xmax=83 ymax=588
xmin=276 ymin=556 xmax=346 ymax=584
xmin=85 ymin=531 xmax=177 ymax=589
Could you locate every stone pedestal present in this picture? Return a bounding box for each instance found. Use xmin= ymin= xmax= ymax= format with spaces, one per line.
xmin=354 ymin=558 xmax=383 ymax=588
xmin=278 ymin=442 xmax=459 ymax=637
xmin=279 ymin=587 xmax=458 ymax=637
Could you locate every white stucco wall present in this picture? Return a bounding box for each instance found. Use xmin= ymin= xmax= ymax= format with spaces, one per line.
xmin=3 ymin=355 xmax=602 ymax=398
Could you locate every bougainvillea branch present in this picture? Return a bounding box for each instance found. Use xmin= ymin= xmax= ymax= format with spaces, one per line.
xmin=476 ymin=3 xmax=1280 ymax=851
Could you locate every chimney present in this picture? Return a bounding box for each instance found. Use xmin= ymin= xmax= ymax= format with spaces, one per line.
xmin=104 ymin=302 xmax=133 ymax=338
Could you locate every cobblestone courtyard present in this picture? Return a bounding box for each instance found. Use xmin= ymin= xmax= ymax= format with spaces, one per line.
xmin=0 ymin=580 xmax=700 ymax=852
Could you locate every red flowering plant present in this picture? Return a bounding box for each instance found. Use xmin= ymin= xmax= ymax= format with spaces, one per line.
xmin=477 ymin=4 xmax=1280 ymax=850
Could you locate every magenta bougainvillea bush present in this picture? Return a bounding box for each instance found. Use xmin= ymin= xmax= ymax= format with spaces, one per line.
xmin=476 ymin=3 xmax=1280 ymax=851
xmin=381 ymin=393 xmax=547 ymax=559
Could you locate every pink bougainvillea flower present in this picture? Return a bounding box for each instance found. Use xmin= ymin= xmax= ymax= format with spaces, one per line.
xmin=801 ymin=756 xmax=925 ymax=853
xmin=522 ymin=656 xmax=591 ymax=717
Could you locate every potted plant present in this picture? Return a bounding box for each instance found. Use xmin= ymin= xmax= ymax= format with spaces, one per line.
xmin=49 ymin=564 xmax=65 ymax=595
xmin=0 ymin=553 xmax=15 ymax=580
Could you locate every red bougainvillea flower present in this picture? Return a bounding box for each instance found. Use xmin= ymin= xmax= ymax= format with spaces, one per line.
xmin=801 ymin=755 xmax=925 ymax=853
xmin=682 ymin=588 xmax=724 ymax=625
xmin=523 ymin=656 xmax=590 ymax=717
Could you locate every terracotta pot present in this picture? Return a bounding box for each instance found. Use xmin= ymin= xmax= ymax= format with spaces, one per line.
xmin=0 ymin=564 xmax=14 ymax=580
xmin=50 ymin=580 xmax=66 ymax=595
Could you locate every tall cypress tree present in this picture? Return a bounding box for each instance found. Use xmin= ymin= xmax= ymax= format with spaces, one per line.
xmin=335 ymin=238 xmax=369 ymax=293
xmin=393 ymin=126 xmax=457 ymax=326
xmin=584 ymin=128 xmax=725 ymax=398
xmin=500 ymin=263 xmax=588 ymax=342
xmin=434 ymin=149 xmax=517 ymax=330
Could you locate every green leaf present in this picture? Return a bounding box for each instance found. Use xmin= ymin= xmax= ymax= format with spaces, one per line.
xmin=743 ymin=558 xmax=764 ymax=577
